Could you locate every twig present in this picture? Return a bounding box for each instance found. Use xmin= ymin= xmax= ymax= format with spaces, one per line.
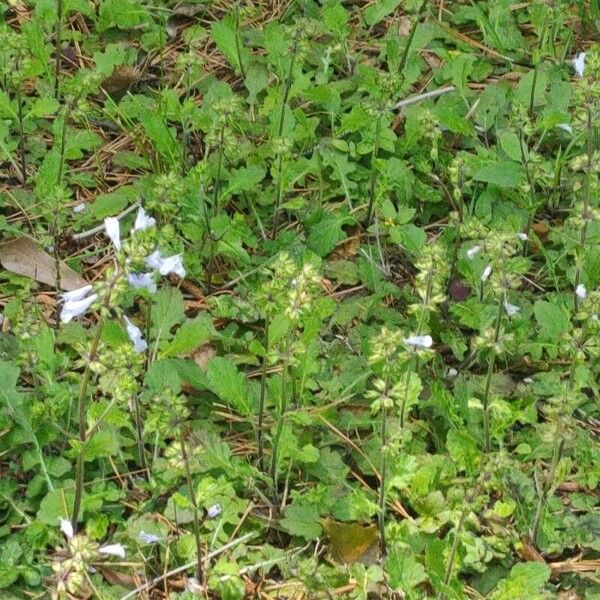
xmin=72 ymin=201 xmax=141 ymax=241
xmin=393 ymin=85 xmax=456 ymax=110
xmin=119 ymin=532 xmax=257 ymax=600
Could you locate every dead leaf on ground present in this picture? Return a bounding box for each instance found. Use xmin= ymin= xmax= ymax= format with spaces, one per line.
xmin=101 ymin=66 xmax=140 ymax=96
xmin=192 ymin=343 xmax=216 ymax=371
xmin=0 ymin=237 xmax=88 ymax=291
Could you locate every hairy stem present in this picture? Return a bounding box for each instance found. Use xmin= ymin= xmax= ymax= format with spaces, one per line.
xmin=71 ymin=315 xmax=105 ymax=530
xmin=180 ymin=429 xmax=204 ymax=583
xmin=481 ymin=296 xmax=504 ymax=453
xmin=271 ymin=34 xmax=299 ymax=237
xmin=365 ymin=114 xmax=382 ymax=229
xmin=573 ymin=106 xmax=593 ymax=311
xmin=438 ymin=506 xmax=468 ymax=600
xmin=54 ymin=0 xmax=63 ymax=100
xmin=257 ymin=315 xmax=270 ymax=471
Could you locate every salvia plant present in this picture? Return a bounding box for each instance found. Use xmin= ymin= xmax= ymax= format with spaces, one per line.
xmin=1 ymin=1 xmax=600 ymax=599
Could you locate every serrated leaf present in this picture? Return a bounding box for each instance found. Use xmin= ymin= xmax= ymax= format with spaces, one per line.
xmin=280 ymin=503 xmax=322 ymax=540
xmin=161 ymin=314 xmax=216 ymax=358
xmin=474 ymin=160 xmax=523 ymax=188
xmin=152 ymin=287 xmax=185 ymax=342
xmin=205 ymin=357 xmax=251 ymax=415
xmin=363 ymin=0 xmax=402 ymax=26
xmin=534 ymin=300 xmax=569 ymax=339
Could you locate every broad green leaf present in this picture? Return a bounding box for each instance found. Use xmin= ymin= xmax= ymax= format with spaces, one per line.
xmin=280 ymin=503 xmax=322 ymax=540
xmin=474 ymin=160 xmax=523 ymax=188
xmin=363 ymin=0 xmax=402 ymax=27
xmin=205 ymin=357 xmax=251 ymax=416
xmin=387 ymin=547 xmax=427 ymax=591
xmin=161 ymin=314 xmax=216 ymax=358
xmin=534 ymin=300 xmax=569 ymax=338
xmin=152 ymin=287 xmax=185 ymax=342
xmin=490 ymin=562 xmax=551 ymax=600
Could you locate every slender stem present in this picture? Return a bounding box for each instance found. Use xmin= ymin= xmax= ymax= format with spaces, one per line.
xmin=271 ymin=152 xmax=285 ymax=239
xmin=15 ymin=71 xmax=26 ymax=180
xmin=54 ymin=0 xmax=63 ymax=100
xmin=481 ymin=296 xmax=504 ymax=453
xmin=271 ymin=34 xmax=299 ymax=237
xmin=531 ymin=435 xmax=564 ymax=544
xmin=438 ymin=507 xmax=468 ymax=600
xmin=179 ymin=429 xmax=204 ymax=583
xmin=269 ymin=332 xmax=292 ymax=506
xmin=234 ymin=5 xmax=246 ymax=79
xmin=56 ymin=104 xmax=71 ymax=185
xmin=397 ymin=0 xmax=428 ymax=74
xmin=71 ymin=315 xmax=105 ymax=530
xmin=378 ymin=370 xmax=391 ymax=558
xmin=257 ymin=315 xmax=270 ymax=471
xmin=365 ymin=114 xmax=382 ymax=229
xmin=528 ymin=11 xmax=549 ymax=119
xmin=573 ymin=107 xmax=593 ymax=311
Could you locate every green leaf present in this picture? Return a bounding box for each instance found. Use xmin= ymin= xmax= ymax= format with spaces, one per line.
xmin=474 ymin=160 xmax=523 ymax=188
xmin=280 ymin=502 xmax=322 ymax=540
xmin=205 ymin=357 xmax=251 ymax=416
xmin=307 ymin=209 xmax=354 ymax=257
xmin=37 ymin=486 xmax=74 ymax=525
xmin=212 ymin=15 xmax=249 ymax=74
xmin=387 ymin=547 xmax=428 ymax=591
xmin=91 ymin=186 xmax=138 ymax=219
xmin=363 ymin=0 xmax=402 ymax=27
xmin=161 ymin=314 xmax=216 ymax=358
xmin=84 ymin=428 xmax=120 ymax=461
xmin=152 ymin=287 xmax=185 ymax=342
xmin=534 ymin=300 xmax=569 ymax=339
xmin=490 ymin=562 xmax=551 ymax=600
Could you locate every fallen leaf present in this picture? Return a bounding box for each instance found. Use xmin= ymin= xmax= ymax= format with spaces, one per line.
xmin=101 ymin=66 xmax=140 ymax=96
xmin=192 ymin=343 xmax=216 ymax=371
xmin=322 ymin=518 xmax=379 ymax=565
xmin=0 ymin=237 xmax=88 ymax=291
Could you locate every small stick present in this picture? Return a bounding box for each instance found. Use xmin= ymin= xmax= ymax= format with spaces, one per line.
xmin=72 ymin=201 xmax=141 ymax=241
xmin=118 ymin=532 xmax=257 ymax=600
xmin=393 ymin=85 xmax=456 ymax=110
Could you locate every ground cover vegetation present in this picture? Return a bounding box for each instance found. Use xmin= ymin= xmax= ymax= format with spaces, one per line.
xmin=0 ymin=0 xmax=599 ymax=598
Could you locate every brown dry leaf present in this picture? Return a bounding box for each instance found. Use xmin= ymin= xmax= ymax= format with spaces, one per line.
xmin=0 ymin=237 xmax=88 ymax=291
xmin=192 ymin=343 xmax=216 ymax=371
xmin=97 ymin=566 xmax=138 ymax=589
xmin=532 ymin=222 xmax=550 ymax=240
xmin=518 ymin=535 xmax=546 ymax=563
xmin=101 ymin=66 xmax=140 ymax=96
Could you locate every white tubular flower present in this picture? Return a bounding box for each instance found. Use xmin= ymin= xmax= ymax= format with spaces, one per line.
xmin=123 ymin=316 xmax=148 ymax=353
xmin=145 ymin=250 xmax=186 ymax=278
xmin=60 ymin=518 xmax=74 ymax=539
xmin=63 ymin=285 xmax=93 ymax=302
xmin=576 ymin=284 xmax=587 ymax=300
xmin=133 ymin=207 xmax=156 ymax=232
xmin=60 ymin=289 xmax=98 ymax=323
xmin=481 ymin=265 xmax=492 ymax=282
xmin=206 ymin=504 xmax=222 ymax=519
xmin=572 ymin=52 xmax=586 ymax=77
xmin=404 ymin=334 xmax=433 ymax=349
xmin=556 ymin=123 xmax=573 ymax=135
xmin=139 ymin=531 xmax=162 ymax=544
xmin=504 ymin=300 xmax=520 ymax=316
xmin=73 ymin=203 xmax=86 ymax=213
xmin=466 ymin=245 xmax=482 ymax=259
xmin=104 ymin=217 xmax=121 ymax=251
xmin=127 ymin=272 xmax=157 ymax=294
xmin=446 ymin=367 xmax=458 ymax=379
xmin=516 ymin=232 xmax=528 ymax=241
xmin=99 ymin=543 xmax=126 ymax=559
